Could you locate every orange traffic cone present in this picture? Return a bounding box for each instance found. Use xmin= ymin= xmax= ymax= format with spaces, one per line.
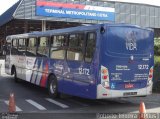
xmin=8 ymin=93 xmax=16 ymax=113
xmin=139 ymin=101 xmax=146 ymax=119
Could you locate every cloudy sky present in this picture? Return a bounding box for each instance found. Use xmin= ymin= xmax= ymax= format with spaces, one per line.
xmin=108 ymin=0 xmax=160 ymax=6
xmin=0 ymin=0 xmax=19 ymax=15
xmin=0 ymin=0 xmax=160 ymax=15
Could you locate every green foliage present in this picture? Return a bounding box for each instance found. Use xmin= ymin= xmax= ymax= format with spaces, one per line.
xmin=154 ymin=38 xmax=160 ymax=55
xmin=154 ymin=46 xmax=160 ymax=55
xmin=153 ymin=56 xmax=160 ymax=92
xmin=154 ymin=56 xmax=160 ymax=64
xmin=153 ymin=56 xmax=160 ymax=82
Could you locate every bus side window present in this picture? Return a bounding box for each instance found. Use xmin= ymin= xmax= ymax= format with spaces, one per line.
xmin=27 ymin=38 xmax=37 ymax=56
xmin=5 ymin=40 xmax=11 ymax=55
xmin=37 ymin=37 xmax=49 ymax=57
xmin=18 ymin=39 xmax=26 ymax=47
xmin=50 ymin=35 xmax=66 ymax=59
xmin=11 ymin=39 xmax=18 ymax=55
xmin=18 ymin=38 xmax=26 ymax=55
xmin=12 ymin=39 xmax=17 ymax=47
xmin=85 ymin=32 xmax=96 ymax=63
xmin=67 ymin=33 xmax=84 ymax=61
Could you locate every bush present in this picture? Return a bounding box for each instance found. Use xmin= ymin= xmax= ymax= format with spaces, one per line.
xmin=154 ymin=46 xmax=160 ymax=55
xmin=154 ymin=38 xmax=160 ymax=55
xmin=153 ymin=56 xmax=160 ymax=92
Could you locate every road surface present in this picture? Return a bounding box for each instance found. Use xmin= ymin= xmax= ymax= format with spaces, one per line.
xmin=0 ymin=75 xmax=160 ymax=119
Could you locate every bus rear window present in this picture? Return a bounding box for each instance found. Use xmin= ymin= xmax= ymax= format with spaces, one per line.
xmin=106 ymin=27 xmax=153 ymax=56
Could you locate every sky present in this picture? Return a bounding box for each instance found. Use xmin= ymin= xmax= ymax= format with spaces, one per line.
xmin=108 ymin=0 xmax=160 ymax=6
xmin=0 ymin=0 xmax=19 ymax=15
xmin=1 ymin=0 xmax=160 ymax=15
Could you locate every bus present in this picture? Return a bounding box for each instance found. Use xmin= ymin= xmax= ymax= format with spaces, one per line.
xmin=5 ymin=23 xmax=154 ymax=99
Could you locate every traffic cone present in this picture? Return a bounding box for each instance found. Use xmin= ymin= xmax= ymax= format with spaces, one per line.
xmin=139 ymin=101 xmax=146 ymax=119
xmin=8 ymin=93 xmax=16 ymax=113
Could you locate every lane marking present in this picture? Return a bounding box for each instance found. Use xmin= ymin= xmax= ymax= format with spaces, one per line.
xmin=26 ymin=99 xmax=46 ymax=110
xmin=45 ymin=98 xmax=69 ymax=109
xmin=4 ymin=101 xmax=22 ymax=112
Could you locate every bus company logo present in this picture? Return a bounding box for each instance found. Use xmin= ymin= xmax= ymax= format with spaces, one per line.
xmin=126 ymin=31 xmax=137 ymax=51
xmin=124 ymin=83 xmax=134 ymax=89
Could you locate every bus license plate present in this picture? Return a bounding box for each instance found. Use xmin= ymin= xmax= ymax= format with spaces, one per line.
xmin=123 ymin=92 xmax=137 ymax=96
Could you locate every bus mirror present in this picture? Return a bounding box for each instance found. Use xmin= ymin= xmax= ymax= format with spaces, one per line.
xmin=100 ymin=27 xmax=105 ymax=34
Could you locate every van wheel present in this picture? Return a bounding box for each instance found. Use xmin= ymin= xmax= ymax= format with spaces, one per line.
xmin=14 ymin=68 xmax=20 ymax=83
xmin=48 ymin=75 xmax=58 ymax=98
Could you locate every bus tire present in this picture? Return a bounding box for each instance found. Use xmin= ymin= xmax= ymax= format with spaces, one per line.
xmin=14 ymin=68 xmax=20 ymax=83
xmin=48 ymin=75 xmax=58 ymax=98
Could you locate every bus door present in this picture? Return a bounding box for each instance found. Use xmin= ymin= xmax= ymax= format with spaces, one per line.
xmin=75 ymin=32 xmax=97 ymax=98
xmin=64 ymin=32 xmax=97 ymax=98
xmin=50 ymin=35 xmax=66 ymax=92
xmin=17 ymin=38 xmax=27 ymax=80
xmin=63 ymin=33 xmax=84 ymax=95
xmin=36 ymin=37 xmax=49 ymax=87
xmin=26 ymin=38 xmax=37 ymax=82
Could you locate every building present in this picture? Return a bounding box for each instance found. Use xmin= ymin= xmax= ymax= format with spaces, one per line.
xmin=0 ymin=0 xmax=160 ymax=53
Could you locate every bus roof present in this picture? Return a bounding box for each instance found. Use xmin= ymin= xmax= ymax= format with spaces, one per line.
xmin=6 ymin=23 xmax=153 ymax=40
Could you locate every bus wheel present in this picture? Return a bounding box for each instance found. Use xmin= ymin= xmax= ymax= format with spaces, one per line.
xmin=48 ymin=75 xmax=58 ymax=98
xmin=14 ymin=68 xmax=20 ymax=83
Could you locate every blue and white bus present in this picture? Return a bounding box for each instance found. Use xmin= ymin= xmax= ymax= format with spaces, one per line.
xmin=5 ymin=23 xmax=154 ymax=99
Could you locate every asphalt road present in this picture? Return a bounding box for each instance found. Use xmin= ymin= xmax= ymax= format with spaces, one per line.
xmin=0 ymin=75 xmax=160 ymax=119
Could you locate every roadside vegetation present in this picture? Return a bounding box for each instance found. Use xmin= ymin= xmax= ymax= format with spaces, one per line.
xmin=153 ymin=38 xmax=160 ymax=92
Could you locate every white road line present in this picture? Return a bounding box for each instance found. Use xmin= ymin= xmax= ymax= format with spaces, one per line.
xmin=26 ymin=99 xmax=46 ymax=110
xmin=45 ymin=98 xmax=69 ymax=109
xmin=4 ymin=101 xmax=22 ymax=112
